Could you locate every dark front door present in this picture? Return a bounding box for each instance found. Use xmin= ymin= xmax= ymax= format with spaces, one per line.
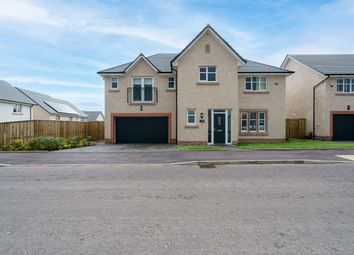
xmin=214 ymin=113 xmax=226 ymax=144
xmin=333 ymin=114 xmax=354 ymax=141
xmin=116 ymin=117 xmax=168 ymax=143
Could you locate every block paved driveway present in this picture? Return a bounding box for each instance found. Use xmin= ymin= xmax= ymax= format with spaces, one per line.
xmin=0 ymin=163 xmax=354 ymax=254
xmin=1 ymin=144 xmax=354 ymax=165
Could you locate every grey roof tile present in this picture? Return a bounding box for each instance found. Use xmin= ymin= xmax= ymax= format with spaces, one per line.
xmin=239 ymin=60 xmax=293 ymax=73
xmin=0 ymin=80 xmax=35 ymax=105
xmin=289 ymin=54 xmax=354 ymax=75
xmin=17 ymin=88 xmax=88 ymax=118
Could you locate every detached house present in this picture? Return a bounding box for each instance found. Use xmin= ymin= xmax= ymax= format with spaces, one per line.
xmin=282 ymin=54 xmax=354 ymax=140
xmin=98 ymin=25 xmax=293 ymax=145
xmin=17 ymin=88 xmax=88 ymax=121
xmin=0 ymin=80 xmax=35 ymax=122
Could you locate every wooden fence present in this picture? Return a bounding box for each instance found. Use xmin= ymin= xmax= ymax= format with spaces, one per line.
xmin=286 ymin=118 xmax=306 ymax=139
xmin=0 ymin=120 xmax=104 ymax=147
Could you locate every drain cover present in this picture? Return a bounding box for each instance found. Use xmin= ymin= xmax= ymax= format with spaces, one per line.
xmin=198 ymin=163 xmax=216 ymax=168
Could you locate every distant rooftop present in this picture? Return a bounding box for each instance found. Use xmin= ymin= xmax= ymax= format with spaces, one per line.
xmin=0 ymin=80 xmax=35 ymax=105
xmin=17 ymin=88 xmax=87 ymax=118
xmin=288 ymin=54 xmax=354 ymax=75
xmin=83 ymin=111 xmax=104 ymax=121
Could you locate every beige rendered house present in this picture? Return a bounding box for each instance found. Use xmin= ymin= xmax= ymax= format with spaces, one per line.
xmin=98 ymin=25 xmax=293 ymax=145
xmin=282 ymin=54 xmax=354 ymax=140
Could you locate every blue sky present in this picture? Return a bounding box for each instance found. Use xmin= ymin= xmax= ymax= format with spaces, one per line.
xmin=1 ymin=0 xmax=354 ymax=111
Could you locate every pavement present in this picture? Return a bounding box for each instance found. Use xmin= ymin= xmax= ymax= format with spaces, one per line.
xmin=1 ymin=143 xmax=354 ymax=165
xmin=0 ymin=163 xmax=354 ymax=254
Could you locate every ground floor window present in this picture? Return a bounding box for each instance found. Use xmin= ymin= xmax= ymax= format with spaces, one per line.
xmin=240 ymin=111 xmax=267 ymax=133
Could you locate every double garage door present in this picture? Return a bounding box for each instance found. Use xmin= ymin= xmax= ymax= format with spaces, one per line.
xmin=333 ymin=114 xmax=354 ymax=141
xmin=116 ymin=117 xmax=168 ymax=143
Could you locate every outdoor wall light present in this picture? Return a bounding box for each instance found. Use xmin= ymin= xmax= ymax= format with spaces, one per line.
xmin=347 ymin=105 xmax=351 ymax=111
xmin=140 ymin=105 xmax=143 ymax=111
xmin=330 ymin=82 xmax=334 ymax=87
xmin=200 ymin=112 xmax=204 ymax=119
xmin=274 ymin=81 xmax=279 ymax=86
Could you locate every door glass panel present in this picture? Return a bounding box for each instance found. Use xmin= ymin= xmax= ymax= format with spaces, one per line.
xmin=133 ymin=78 xmax=141 ymax=101
xmin=227 ymin=110 xmax=231 ymax=143
xmin=208 ymin=110 xmax=211 ymax=143
xmin=144 ymin=85 xmax=153 ymax=101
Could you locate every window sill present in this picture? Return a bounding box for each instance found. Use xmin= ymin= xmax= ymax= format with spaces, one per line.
xmin=196 ymin=82 xmax=219 ymax=85
xmin=239 ymin=132 xmax=268 ymax=136
xmin=108 ymin=89 xmax=120 ymax=92
xmin=129 ymin=102 xmax=156 ymax=106
xmin=166 ymin=89 xmax=176 ymax=92
xmin=335 ymin=93 xmax=354 ymax=96
xmin=243 ymin=91 xmax=269 ymax=94
xmin=12 ymin=113 xmax=23 ymax=115
xmin=185 ymin=125 xmax=199 ymax=128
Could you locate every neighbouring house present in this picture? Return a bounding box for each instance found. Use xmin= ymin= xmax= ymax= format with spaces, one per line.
xmin=282 ymin=54 xmax=354 ymax=141
xmin=98 ymin=25 xmax=293 ymax=145
xmin=0 ymin=80 xmax=36 ymax=122
xmin=83 ymin=111 xmax=105 ymax=121
xmin=17 ymin=88 xmax=88 ymax=121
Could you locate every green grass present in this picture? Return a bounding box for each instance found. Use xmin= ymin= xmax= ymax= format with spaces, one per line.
xmin=237 ymin=139 xmax=354 ymax=150
xmin=177 ymin=145 xmax=226 ymax=150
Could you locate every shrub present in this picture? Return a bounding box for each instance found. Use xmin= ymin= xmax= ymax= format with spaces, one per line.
xmin=9 ymin=139 xmax=29 ymax=151
xmin=28 ymin=137 xmax=65 ymax=151
xmin=79 ymin=138 xmax=90 ymax=147
xmin=65 ymin=136 xmax=81 ymax=148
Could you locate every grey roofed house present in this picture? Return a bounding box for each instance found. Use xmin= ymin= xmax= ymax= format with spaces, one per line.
xmin=284 ymin=54 xmax=354 ymax=75
xmin=83 ymin=111 xmax=104 ymax=121
xmin=0 ymin=80 xmax=35 ymax=105
xmin=97 ymin=53 xmax=291 ymax=74
xmin=17 ymin=88 xmax=88 ymax=118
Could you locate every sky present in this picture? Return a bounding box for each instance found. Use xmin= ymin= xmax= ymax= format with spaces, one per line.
xmin=1 ymin=0 xmax=354 ymax=111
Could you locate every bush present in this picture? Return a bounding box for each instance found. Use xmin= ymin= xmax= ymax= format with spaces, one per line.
xmin=29 ymin=137 xmax=65 ymax=151
xmin=6 ymin=136 xmax=91 ymax=151
xmin=9 ymin=139 xmax=29 ymax=151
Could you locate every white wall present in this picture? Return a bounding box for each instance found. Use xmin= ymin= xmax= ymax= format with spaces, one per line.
xmin=0 ymin=102 xmax=32 ymax=122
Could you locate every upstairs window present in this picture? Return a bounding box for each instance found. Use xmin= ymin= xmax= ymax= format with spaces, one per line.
xmin=55 ymin=116 xmax=60 ymax=121
xmin=168 ymin=77 xmax=175 ymax=89
xmin=245 ymin=77 xmax=267 ymax=91
xmin=69 ymin=116 xmax=73 ymax=121
xmin=13 ymin=104 xmax=22 ymax=113
xmin=111 ymin=77 xmax=118 ymax=89
xmin=199 ymin=66 xmax=216 ymax=82
xmin=337 ymin=79 xmax=354 ymax=93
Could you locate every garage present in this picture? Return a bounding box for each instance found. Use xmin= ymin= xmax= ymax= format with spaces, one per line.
xmin=333 ymin=114 xmax=354 ymax=141
xmin=116 ymin=116 xmax=168 ymax=143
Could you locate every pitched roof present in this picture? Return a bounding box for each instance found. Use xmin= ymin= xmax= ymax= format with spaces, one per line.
xmin=171 ymin=24 xmax=246 ymax=66
xmin=98 ymin=53 xmax=177 ymax=74
xmin=83 ymin=111 xmax=104 ymax=121
xmin=286 ymin=54 xmax=354 ymax=75
xmin=239 ymin=60 xmax=293 ymax=74
xmin=17 ymin=88 xmax=88 ymax=118
xmin=0 ymin=80 xmax=35 ymax=105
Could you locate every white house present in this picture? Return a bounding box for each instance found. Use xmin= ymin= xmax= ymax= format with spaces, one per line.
xmin=0 ymin=80 xmax=35 ymax=122
xmin=83 ymin=111 xmax=105 ymax=121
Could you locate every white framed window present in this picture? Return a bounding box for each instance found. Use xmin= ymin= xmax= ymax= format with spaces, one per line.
xmin=13 ymin=104 xmax=22 ymax=113
xmin=187 ymin=109 xmax=196 ymax=125
xmin=241 ymin=112 xmax=248 ymax=131
xmin=337 ymin=79 xmax=354 ymax=93
xmin=199 ymin=66 xmax=216 ymax=82
xmin=168 ymin=77 xmax=175 ymax=89
xmin=55 ymin=116 xmax=60 ymax=121
xmin=245 ymin=76 xmax=267 ymax=91
xmin=241 ymin=111 xmax=267 ymax=133
xmin=132 ymin=77 xmax=154 ymax=102
xmin=69 ymin=116 xmax=73 ymax=121
xmin=111 ymin=77 xmax=118 ymax=89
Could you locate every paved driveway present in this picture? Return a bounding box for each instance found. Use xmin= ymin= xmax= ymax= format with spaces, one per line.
xmin=0 ymin=163 xmax=353 ymax=254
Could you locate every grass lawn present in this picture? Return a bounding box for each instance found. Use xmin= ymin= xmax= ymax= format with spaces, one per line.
xmin=237 ymin=139 xmax=354 ymax=150
xmin=177 ymin=145 xmax=226 ymax=150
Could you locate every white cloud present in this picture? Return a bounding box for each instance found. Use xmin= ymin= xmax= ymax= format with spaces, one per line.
xmin=1 ymin=75 xmax=102 ymax=89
